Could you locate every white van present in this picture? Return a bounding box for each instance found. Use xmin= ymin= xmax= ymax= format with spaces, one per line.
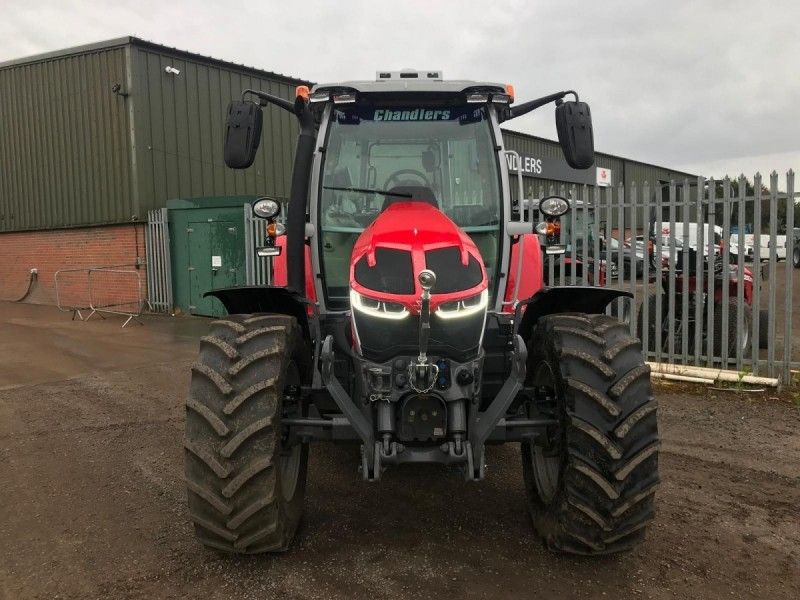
xmin=657 ymin=223 xmax=723 ymax=257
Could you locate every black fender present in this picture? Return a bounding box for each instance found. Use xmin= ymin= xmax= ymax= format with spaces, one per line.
xmin=516 ymin=286 xmax=631 ymax=341
xmin=204 ymin=286 xmax=311 ymax=339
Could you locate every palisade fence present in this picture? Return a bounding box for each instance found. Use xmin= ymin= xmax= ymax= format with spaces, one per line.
xmin=244 ymin=203 xmax=272 ymax=286
xmin=155 ymin=176 xmax=796 ymax=383
xmin=145 ymin=208 xmax=173 ymax=313
xmin=527 ymin=170 xmax=796 ymax=383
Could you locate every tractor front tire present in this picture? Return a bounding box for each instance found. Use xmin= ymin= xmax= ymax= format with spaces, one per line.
xmin=521 ymin=313 xmax=659 ymax=554
xmin=184 ymin=313 xmax=309 ymax=553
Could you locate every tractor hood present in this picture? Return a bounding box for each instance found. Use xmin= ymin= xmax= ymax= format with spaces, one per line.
xmin=349 ymin=201 xmax=488 ymax=313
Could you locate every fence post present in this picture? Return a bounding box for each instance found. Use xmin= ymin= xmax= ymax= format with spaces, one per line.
xmin=783 ymin=170 xmax=795 ymax=383
xmin=694 ymin=177 xmax=706 ymax=364
xmin=604 ymin=185 xmax=614 ymax=316
xmin=666 ymin=181 xmax=677 ymax=362
xmin=654 ymin=184 xmax=664 ymax=363
xmin=720 ymin=177 xmax=732 ymax=367
xmin=681 ymin=179 xmax=691 ymax=363
xmin=641 ymin=181 xmax=651 ymax=356
xmin=628 ymin=182 xmax=637 ymax=334
xmin=705 ymin=179 xmax=717 ymax=367
xmin=767 ymin=171 xmax=778 ymax=378
xmin=735 ymin=175 xmax=747 ymax=371
xmin=590 ymin=184 xmax=599 ymax=289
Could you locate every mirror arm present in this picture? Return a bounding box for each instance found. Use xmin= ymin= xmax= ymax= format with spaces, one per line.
xmin=242 ymin=88 xmax=295 ymax=113
xmin=501 ymin=90 xmax=579 ymax=122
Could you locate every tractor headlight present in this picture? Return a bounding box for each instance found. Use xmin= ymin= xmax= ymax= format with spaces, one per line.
xmin=539 ymin=196 xmax=570 ymax=217
xmin=435 ymin=290 xmax=488 ymax=320
xmin=253 ymin=197 xmax=281 ymax=219
xmin=350 ymin=290 xmax=409 ymax=320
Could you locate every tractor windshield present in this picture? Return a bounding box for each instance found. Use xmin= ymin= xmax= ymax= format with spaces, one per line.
xmin=318 ymin=105 xmax=502 ymax=309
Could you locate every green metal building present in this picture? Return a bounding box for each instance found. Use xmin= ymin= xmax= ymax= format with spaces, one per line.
xmin=0 ymin=36 xmax=308 ymax=232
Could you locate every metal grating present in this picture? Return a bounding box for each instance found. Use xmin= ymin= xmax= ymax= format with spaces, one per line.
xmin=145 ymin=208 xmax=173 ymax=312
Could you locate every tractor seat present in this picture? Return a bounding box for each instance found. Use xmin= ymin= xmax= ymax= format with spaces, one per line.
xmin=381 ymin=185 xmax=438 ymax=211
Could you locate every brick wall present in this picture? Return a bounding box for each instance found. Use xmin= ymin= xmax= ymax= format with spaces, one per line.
xmin=0 ymin=224 xmax=147 ymax=308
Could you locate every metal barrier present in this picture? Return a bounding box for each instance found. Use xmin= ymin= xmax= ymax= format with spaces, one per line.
xmin=54 ymin=268 xmax=97 ymax=321
xmin=88 ymin=268 xmax=145 ymax=327
xmin=527 ymin=170 xmax=797 ymax=383
xmin=145 ymin=208 xmax=173 ymax=313
xmin=54 ymin=266 xmax=145 ymax=327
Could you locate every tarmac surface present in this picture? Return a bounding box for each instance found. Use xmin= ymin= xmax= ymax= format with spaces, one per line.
xmin=0 ymin=301 xmax=798 ymax=599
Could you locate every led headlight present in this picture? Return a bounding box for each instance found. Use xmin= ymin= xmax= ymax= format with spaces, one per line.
xmin=539 ymin=196 xmax=570 ymax=217
xmin=253 ymin=197 xmax=280 ymax=219
xmin=350 ymin=290 xmax=409 ymax=320
xmin=435 ymin=290 xmax=488 ymax=320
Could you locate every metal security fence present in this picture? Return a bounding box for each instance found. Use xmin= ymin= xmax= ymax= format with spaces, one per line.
xmin=145 ymin=208 xmax=173 ymax=313
xmin=244 ymin=201 xmax=288 ymax=286
xmin=527 ymin=170 xmax=797 ymax=383
xmin=244 ymin=203 xmax=271 ymax=285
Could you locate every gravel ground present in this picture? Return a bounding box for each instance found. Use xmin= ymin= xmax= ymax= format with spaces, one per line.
xmin=0 ymin=302 xmax=798 ymax=599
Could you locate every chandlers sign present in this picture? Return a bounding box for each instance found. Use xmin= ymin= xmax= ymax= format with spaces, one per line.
xmin=505 ymin=152 xmax=610 ymax=187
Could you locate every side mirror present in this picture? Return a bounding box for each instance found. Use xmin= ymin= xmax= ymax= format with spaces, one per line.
xmin=224 ymin=100 xmax=263 ymax=169
xmin=555 ymin=101 xmax=594 ymax=169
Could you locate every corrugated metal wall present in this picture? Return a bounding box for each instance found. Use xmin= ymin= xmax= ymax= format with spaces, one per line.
xmin=0 ymin=45 xmax=133 ymax=232
xmin=0 ymin=38 xmax=302 ymax=233
xmin=129 ymin=45 xmax=299 ymax=216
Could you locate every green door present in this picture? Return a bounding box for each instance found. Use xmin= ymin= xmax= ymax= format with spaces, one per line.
xmin=187 ymin=220 xmax=245 ymax=316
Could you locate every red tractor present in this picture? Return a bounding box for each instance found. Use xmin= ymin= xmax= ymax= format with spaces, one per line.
xmin=184 ymin=72 xmax=658 ymax=555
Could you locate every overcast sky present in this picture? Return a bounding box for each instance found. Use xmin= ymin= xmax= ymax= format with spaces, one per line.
xmin=2 ymin=0 xmax=798 ymax=180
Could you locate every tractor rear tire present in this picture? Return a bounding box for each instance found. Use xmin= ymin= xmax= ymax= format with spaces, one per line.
xmin=184 ymin=313 xmax=309 ymax=553
xmin=521 ymin=313 xmax=659 ymax=554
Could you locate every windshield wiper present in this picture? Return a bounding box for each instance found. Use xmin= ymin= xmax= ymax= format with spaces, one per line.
xmin=323 ymin=186 xmax=412 ymax=198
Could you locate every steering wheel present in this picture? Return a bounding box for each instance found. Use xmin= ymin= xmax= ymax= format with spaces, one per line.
xmin=384 ymin=169 xmax=431 ymax=190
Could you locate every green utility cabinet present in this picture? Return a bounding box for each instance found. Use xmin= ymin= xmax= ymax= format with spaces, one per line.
xmin=167 ymin=196 xmax=256 ymax=317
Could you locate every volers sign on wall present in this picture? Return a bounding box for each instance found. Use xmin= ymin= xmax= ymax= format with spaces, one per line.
xmin=505 ymin=152 xmax=610 ymax=187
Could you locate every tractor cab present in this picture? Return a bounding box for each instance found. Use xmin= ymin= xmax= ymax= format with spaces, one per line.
xmin=314 ymin=99 xmax=502 ymax=310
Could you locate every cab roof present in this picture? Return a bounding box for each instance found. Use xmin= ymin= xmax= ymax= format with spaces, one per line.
xmin=311 ymin=78 xmax=506 ymax=96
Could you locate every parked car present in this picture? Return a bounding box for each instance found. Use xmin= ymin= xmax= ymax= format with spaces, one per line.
xmin=602 ymin=236 xmax=644 ymax=278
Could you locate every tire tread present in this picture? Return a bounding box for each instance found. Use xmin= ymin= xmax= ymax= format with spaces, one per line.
xmin=184 ymin=313 xmax=307 ymax=554
xmin=522 ymin=313 xmax=659 ymax=555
